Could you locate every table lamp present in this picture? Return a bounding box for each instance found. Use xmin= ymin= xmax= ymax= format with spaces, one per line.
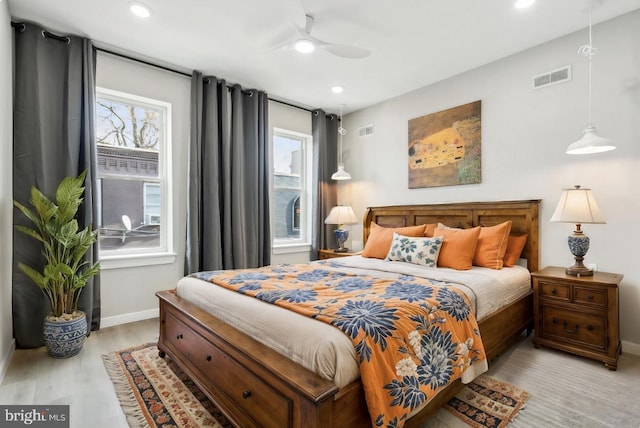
xmin=550 ymin=185 xmax=605 ymax=276
xmin=324 ymin=205 xmax=358 ymax=252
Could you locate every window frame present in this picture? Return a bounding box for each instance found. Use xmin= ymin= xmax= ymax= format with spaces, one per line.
xmin=95 ymin=87 xmax=174 ymax=269
xmin=271 ymin=127 xmax=313 ymax=252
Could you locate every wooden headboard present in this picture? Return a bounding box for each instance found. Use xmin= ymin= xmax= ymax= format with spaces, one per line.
xmin=363 ymin=199 xmax=540 ymax=272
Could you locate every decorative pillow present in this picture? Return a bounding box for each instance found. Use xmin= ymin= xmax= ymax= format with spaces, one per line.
xmin=424 ymin=223 xmax=437 ymax=237
xmin=361 ymin=222 xmax=427 ymax=259
xmin=385 ymin=233 xmax=444 ymax=267
xmin=473 ymin=221 xmax=513 ymax=269
xmin=503 ymin=234 xmax=528 ymax=267
xmin=433 ymin=226 xmax=481 ymax=270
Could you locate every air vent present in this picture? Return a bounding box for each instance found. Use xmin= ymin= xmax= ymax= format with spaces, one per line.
xmin=358 ymin=124 xmax=374 ymax=137
xmin=533 ymin=65 xmax=571 ymax=89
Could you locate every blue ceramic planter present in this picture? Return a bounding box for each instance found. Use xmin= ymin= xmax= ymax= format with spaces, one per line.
xmin=43 ymin=312 xmax=87 ymax=358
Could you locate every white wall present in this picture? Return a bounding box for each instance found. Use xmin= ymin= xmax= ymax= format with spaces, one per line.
xmin=341 ymin=10 xmax=640 ymax=351
xmin=0 ymin=1 xmax=14 ymax=381
xmin=96 ymin=53 xmax=190 ymax=326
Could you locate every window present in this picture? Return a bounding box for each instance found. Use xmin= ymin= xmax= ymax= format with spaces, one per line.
xmin=95 ymin=88 xmax=172 ymax=260
xmin=272 ymin=128 xmax=312 ymax=249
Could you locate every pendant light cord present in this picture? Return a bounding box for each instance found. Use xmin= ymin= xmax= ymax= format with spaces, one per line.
xmin=578 ymin=6 xmax=596 ymax=126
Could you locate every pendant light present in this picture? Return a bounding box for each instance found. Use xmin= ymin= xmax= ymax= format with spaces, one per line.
xmin=566 ymin=3 xmax=615 ymax=155
xmin=331 ymin=106 xmax=351 ymax=180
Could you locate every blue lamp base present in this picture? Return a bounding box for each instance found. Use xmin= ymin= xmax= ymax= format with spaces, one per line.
xmin=333 ymin=228 xmax=350 ymax=252
xmin=566 ymin=228 xmax=593 ymax=276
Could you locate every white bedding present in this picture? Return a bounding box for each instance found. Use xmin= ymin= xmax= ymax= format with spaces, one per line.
xmin=175 ymin=256 xmax=531 ymax=388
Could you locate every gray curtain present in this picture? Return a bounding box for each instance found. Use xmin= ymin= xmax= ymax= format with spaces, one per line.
xmin=185 ymin=72 xmax=270 ymax=273
xmin=311 ymin=110 xmax=339 ymax=259
xmin=12 ymin=23 xmax=100 ymax=348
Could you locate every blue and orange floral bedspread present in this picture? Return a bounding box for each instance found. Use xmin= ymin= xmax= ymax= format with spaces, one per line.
xmin=192 ymin=263 xmax=486 ymax=428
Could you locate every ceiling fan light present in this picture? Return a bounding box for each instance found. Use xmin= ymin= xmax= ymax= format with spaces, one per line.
xmin=331 ymin=164 xmax=351 ymax=180
xmin=294 ymin=39 xmax=315 ymax=54
xmin=514 ymin=0 xmax=535 ymax=9
xmin=129 ymin=1 xmax=152 ymax=18
xmin=566 ymin=125 xmax=615 ymax=155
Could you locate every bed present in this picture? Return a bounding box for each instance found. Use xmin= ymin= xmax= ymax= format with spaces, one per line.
xmin=157 ymin=199 xmax=540 ymax=428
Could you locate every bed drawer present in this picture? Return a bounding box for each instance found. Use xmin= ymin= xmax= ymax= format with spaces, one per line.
xmin=164 ymin=310 xmax=292 ymax=428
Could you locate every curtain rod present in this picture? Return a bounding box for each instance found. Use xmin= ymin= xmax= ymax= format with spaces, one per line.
xmin=94 ymin=46 xmax=314 ymax=113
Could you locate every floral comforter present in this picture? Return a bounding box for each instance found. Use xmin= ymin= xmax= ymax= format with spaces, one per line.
xmin=192 ymin=263 xmax=486 ymax=428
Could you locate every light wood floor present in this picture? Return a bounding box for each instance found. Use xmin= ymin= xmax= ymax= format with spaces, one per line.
xmin=0 ymin=318 xmax=159 ymax=428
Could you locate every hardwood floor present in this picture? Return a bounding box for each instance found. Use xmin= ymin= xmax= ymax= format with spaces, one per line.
xmin=0 ymin=318 xmax=159 ymax=428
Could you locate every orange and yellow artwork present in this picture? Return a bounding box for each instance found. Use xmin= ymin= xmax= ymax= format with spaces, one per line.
xmin=408 ymin=100 xmax=481 ymax=188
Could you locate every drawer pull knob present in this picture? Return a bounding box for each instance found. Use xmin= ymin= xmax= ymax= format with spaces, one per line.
xmin=587 ymin=325 xmax=594 ymax=331
xmin=242 ymin=390 xmax=252 ymax=399
xmin=587 ymin=295 xmax=594 ymax=300
xmin=552 ymin=317 xmax=559 ymax=324
xmin=563 ymin=321 xmax=579 ymax=334
xmin=176 ymin=333 xmax=184 ymax=340
xmin=551 ymin=288 xmax=557 ymax=294
xmin=205 ymin=355 xmax=212 ymax=361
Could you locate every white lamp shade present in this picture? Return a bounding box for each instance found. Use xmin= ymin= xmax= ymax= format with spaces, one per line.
xmin=566 ymin=126 xmax=615 ymax=155
xmin=550 ymin=186 xmax=605 ymax=224
xmin=325 ymin=205 xmax=358 ymax=225
xmin=331 ymin=163 xmax=351 ymax=180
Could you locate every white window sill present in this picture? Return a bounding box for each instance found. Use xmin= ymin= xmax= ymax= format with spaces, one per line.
xmin=272 ymin=243 xmax=312 ymax=255
xmin=100 ymin=252 xmax=177 ymax=270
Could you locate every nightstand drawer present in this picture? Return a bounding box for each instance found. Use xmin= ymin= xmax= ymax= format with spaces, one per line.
xmin=542 ymin=305 xmax=606 ymax=350
xmin=539 ymin=281 xmax=570 ymax=301
xmin=574 ymin=286 xmax=607 ymax=307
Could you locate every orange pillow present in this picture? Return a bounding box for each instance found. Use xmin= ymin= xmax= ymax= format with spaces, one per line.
xmin=424 ymin=223 xmax=437 ymax=237
xmin=473 ymin=221 xmax=512 ymax=269
xmin=362 ymin=223 xmax=427 ymax=259
xmin=503 ymin=234 xmax=528 ymax=267
xmin=433 ymin=226 xmax=481 ymax=270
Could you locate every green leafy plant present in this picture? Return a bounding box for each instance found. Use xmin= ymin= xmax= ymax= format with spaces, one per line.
xmin=14 ymin=171 xmax=100 ymax=318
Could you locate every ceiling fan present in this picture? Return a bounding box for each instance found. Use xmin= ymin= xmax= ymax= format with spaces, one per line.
xmin=282 ymin=14 xmax=371 ymax=59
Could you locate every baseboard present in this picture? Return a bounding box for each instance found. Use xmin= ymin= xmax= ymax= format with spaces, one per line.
xmin=101 ymin=308 xmax=158 ymax=329
xmin=0 ymin=338 xmax=15 ymax=385
xmin=622 ymin=340 xmax=640 ymax=357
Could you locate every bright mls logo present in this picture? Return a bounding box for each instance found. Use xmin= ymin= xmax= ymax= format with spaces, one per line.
xmin=0 ymin=406 xmax=69 ymax=427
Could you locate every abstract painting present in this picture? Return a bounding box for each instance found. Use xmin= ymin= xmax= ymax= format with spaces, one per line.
xmin=408 ymin=100 xmax=481 ymax=188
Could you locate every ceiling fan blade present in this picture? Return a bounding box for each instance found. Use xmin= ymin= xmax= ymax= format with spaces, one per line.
xmin=322 ymin=43 xmax=371 ymax=59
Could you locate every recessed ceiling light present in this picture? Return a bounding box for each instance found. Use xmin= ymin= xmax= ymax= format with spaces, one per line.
xmin=129 ymin=1 xmax=152 ymax=18
xmin=514 ymin=0 xmax=535 ymax=9
xmin=294 ymin=39 xmax=315 ymax=54
xmin=331 ymin=86 xmax=344 ymax=94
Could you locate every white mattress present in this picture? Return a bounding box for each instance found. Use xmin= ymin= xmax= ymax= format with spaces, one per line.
xmin=175 ymin=256 xmax=531 ymax=388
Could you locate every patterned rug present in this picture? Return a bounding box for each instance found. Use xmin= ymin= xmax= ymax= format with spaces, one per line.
xmin=103 ymin=343 xmax=528 ymax=428
xmin=445 ymin=374 xmax=530 ymax=428
xmin=102 ymin=342 xmax=232 ymax=427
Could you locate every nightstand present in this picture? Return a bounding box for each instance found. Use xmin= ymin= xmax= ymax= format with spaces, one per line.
xmin=531 ymin=266 xmax=623 ymax=370
xmin=318 ymin=249 xmax=359 ymax=260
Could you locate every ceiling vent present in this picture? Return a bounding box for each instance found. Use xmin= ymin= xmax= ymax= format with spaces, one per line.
xmin=533 ymin=65 xmax=571 ymax=89
xmin=358 ymin=124 xmax=374 ymax=137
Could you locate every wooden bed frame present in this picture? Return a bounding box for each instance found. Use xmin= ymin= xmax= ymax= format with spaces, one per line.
xmin=157 ymin=199 xmax=540 ymax=428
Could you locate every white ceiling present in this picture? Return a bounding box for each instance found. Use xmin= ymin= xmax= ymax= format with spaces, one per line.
xmin=7 ymin=0 xmax=640 ymax=114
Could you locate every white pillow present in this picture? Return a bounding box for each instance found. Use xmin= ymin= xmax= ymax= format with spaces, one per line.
xmin=385 ymin=233 xmax=444 ymax=267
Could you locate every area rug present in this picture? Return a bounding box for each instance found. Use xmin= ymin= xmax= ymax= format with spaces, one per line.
xmin=104 ymin=342 xmax=528 ymax=428
xmin=102 ymin=342 xmax=232 ymax=427
xmin=445 ymin=374 xmax=530 ymax=428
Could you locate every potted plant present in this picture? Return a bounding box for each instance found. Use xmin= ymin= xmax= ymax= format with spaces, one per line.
xmin=14 ymin=171 xmax=100 ymax=358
